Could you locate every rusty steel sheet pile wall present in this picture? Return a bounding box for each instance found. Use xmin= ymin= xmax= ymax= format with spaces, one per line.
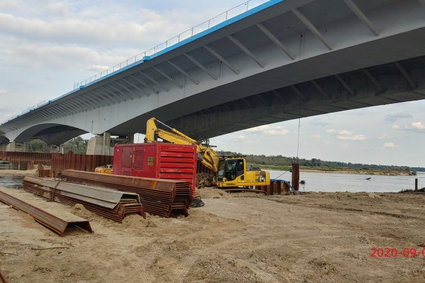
xmin=256 ymin=181 xmax=291 ymax=195
xmin=62 ymin=169 xmax=192 ymax=217
xmin=0 ymin=189 xmax=92 ymax=235
xmin=23 ymin=176 xmax=145 ymax=223
xmin=0 ymin=268 xmax=8 ymax=283
xmin=0 ymin=151 xmax=52 ymax=170
xmin=51 ymin=152 xmax=112 ymax=176
xmin=0 ymin=151 xmax=52 ymax=163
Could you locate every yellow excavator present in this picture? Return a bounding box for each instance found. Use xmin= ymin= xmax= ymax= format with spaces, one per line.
xmin=145 ymin=117 xmax=270 ymax=188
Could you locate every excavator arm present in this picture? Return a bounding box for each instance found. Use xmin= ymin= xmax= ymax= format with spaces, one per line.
xmin=145 ymin=118 xmax=220 ymax=172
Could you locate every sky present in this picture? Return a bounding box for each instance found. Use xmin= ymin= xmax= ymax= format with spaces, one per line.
xmin=1 ymin=0 xmax=424 ymax=167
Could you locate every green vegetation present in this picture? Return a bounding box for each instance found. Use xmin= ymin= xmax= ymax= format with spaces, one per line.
xmin=218 ymin=151 xmax=424 ymax=174
xmin=61 ymin=137 xmax=88 ymax=154
xmin=26 ymin=137 xmax=88 ymax=154
xmin=26 ymin=139 xmax=49 ymax=153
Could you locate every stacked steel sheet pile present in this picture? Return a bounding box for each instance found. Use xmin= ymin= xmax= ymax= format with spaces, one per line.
xmin=23 ymin=176 xmax=145 ymax=222
xmin=61 ymin=169 xmax=192 ymax=217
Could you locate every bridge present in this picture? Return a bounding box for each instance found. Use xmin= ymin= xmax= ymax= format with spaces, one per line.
xmin=1 ymin=0 xmax=425 ymax=148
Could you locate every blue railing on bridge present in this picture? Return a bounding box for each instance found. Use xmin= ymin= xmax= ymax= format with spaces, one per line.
xmin=4 ymin=0 xmax=284 ymax=124
xmin=72 ymin=0 xmax=271 ymax=89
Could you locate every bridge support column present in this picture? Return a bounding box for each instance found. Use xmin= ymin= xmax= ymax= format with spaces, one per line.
xmin=86 ymin=133 xmax=113 ymax=156
xmin=5 ymin=142 xmax=27 ymax=152
xmin=49 ymin=145 xmax=61 ymax=153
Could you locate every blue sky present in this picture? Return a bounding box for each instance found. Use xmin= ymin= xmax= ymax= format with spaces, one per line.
xmin=0 ymin=0 xmax=424 ymax=167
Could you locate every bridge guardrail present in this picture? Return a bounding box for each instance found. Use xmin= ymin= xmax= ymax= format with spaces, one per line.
xmin=73 ymin=0 xmax=269 ymax=89
xmin=2 ymin=0 xmax=270 ymax=124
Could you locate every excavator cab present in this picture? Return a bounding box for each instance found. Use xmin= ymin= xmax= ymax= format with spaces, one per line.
xmin=217 ymin=157 xmax=270 ymax=188
xmin=217 ymin=158 xmax=245 ymax=182
xmin=145 ymin=117 xmax=270 ymax=188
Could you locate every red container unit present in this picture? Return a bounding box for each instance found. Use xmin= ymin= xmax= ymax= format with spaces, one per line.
xmin=113 ymin=143 xmax=197 ymax=196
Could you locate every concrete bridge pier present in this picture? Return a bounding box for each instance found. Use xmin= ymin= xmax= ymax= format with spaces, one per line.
xmin=49 ymin=145 xmax=61 ymax=153
xmin=86 ymin=132 xmax=114 ymax=156
xmin=5 ymin=142 xmax=27 ymax=152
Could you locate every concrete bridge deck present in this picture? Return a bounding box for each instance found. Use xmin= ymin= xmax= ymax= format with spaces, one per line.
xmin=1 ymin=0 xmax=425 ymax=145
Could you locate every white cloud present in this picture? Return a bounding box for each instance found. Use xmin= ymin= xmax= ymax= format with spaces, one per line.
xmin=383 ymin=142 xmax=396 ymax=148
xmin=246 ymin=125 xmax=289 ymax=136
xmin=392 ymin=121 xmax=425 ymax=132
xmin=337 ymin=134 xmax=366 ymax=141
xmin=326 ymin=128 xmax=366 ymax=141
xmin=410 ymin=122 xmax=425 ymax=130
xmin=311 ymin=134 xmax=321 ymax=139
xmin=377 ymin=134 xmax=390 ymax=140
xmin=0 ymin=89 xmax=8 ymax=95
xmin=236 ymin=135 xmax=246 ymax=140
xmin=384 ymin=113 xmax=412 ymax=123
xmin=339 ymin=130 xmax=352 ymax=136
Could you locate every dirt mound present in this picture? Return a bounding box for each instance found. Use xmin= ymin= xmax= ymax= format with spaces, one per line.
xmin=197 ymin=187 xmax=231 ymax=199
xmin=196 ymin=173 xmax=215 ymax=188
xmin=71 ymin=203 xmax=101 ymax=221
xmin=121 ymin=214 xmax=158 ymax=228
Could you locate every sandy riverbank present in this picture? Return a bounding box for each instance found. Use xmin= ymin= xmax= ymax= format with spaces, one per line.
xmin=1 ymin=182 xmax=425 ymax=282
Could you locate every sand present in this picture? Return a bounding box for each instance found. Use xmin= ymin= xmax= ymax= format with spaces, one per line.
xmin=0 ymin=169 xmax=37 ymax=176
xmin=1 ymin=185 xmax=425 ymax=282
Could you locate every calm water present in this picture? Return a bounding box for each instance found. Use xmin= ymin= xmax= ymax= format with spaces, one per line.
xmin=269 ymin=170 xmax=425 ymax=193
xmin=0 ymin=176 xmax=24 ymax=189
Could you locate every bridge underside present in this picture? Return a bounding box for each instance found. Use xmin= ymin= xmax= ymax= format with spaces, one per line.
xmin=1 ymin=0 xmax=425 ymax=144
xmin=115 ymin=55 xmax=425 ymax=140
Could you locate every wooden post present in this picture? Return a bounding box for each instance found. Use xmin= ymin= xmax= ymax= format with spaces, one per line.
xmin=415 ymin=178 xmax=418 ymax=191
xmin=292 ymin=163 xmax=300 ymax=191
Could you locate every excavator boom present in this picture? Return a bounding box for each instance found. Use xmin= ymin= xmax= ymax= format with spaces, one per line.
xmin=145 ymin=117 xmax=269 ymax=188
xmin=145 ymin=118 xmax=220 ymax=172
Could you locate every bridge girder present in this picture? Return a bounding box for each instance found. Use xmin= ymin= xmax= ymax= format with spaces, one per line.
xmin=1 ymin=0 xmax=425 ymax=144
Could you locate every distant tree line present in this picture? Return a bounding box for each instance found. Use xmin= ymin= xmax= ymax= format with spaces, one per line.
xmin=24 ymin=140 xmax=424 ymax=172
xmin=26 ymin=137 xmax=88 ymax=154
xmin=217 ymin=151 xmax=425 ymax=172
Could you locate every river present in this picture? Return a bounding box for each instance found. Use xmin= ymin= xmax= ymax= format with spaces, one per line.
xmin=268 ymin=170 xmax=425 ymax=193
xmin=0 ymin=171 xmax=423 ymax=193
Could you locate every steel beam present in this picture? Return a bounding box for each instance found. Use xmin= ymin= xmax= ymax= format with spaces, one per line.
xmin=228 ymin=35 xmax=265 ymax=68
xmin=112 ymin=80 xmax=136 ymax=97
xmin=272 ymin=90 xmax=288 ymax=104
xmin=152 ymin=66 xmax=183 ymax=88
xmin=89 ymin=90 xmax=113 ymax=106
xmin=344 ymin=0 xmax=379 ymax=36
xmin=139 ymin=72 xmax=168 ymax=92
xmin=292 ymin=8 xmax=332 ymax=50
xmin=311 ymin=81 xmax=328 ymax=99
xmin=120 ymin=78 xmax=145 ymax=98
xmin=204 ymin=46 xmax=240 ymax=75
xmin=362 ymin=69 xmax=385 ymax=93
xmin=0 ymin=189 xmax=92 ymax=235
xmin=291 ymin=85 xmax=307 ymax=102
xmin=335 ymin=75 xmax=355 ymax=96
xmin=256 ymin=23 xmax=295 ymax=60
xmin=394 ymin=62 xmax=416 ymax=89
xmin=99 ymin=86 xmax=123 ymax=104
xmin=184 ymin=53 xmax=218 ymax=80
xmin=167 ymin=60 xmax=199 ymax=85
xmin=107 ymin=83 xmax=130 ymax=102
xmin=130 ymin=74 xmax=158 ymax=94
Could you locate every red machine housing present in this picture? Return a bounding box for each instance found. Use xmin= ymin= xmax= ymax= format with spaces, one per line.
xmin=113 ymin=143 xmax=197 ymax=196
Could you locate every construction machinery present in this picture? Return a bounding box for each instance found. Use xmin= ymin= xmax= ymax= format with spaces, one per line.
xmin=145 ymin=118 xmax=270 ymax=188
xmin=94 ymin=164 xmax=113 ymax=174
